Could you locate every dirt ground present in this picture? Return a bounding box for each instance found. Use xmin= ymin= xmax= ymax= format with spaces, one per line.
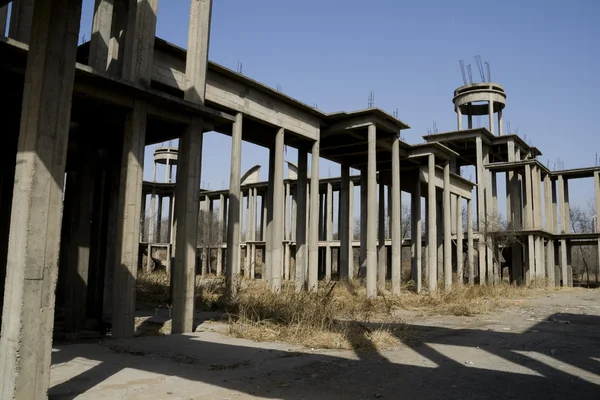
xmin=49 ymin=288 xmax=600 ymax=399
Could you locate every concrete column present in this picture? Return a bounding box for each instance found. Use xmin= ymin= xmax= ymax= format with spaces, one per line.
xmin=443 ymin=161 xmax=452 ymax=291
xmin=226 ymin=113 xmax=243 ymax=292
xmin=348 ymin=178 xmax=355 ymax=278
xmin=467 ymin=198 xmax=475 ymax=285
xmin=456 ymin=196 xmax=464 ymax=286
xmin=339 ymin=165 xmax=350 ymax=279
xmin=359 ymin=170 xmax=368 ymax=278
xmin=475 ymin=137 xmax=485 ymax=232
xmin=295 ymin=149 xmax=308 ymax=291
xmin=427 ymin=154 xmax=438 ymax=292
xmin=491 ymin=172 xmax=498 ymax=224
xmin=595 ymin=172 xmax=600 ymax=284
xmin=216 ymin=193 xmax=224 ymax=276
xmin=0 ymin=0 xmax=82 ymax=397
xmin=488 ymin=98 xmax=494 ymax=135
xmin=391 ymin=136 xmax=401 ymax=295
xmin=89 ymin=0 xmax=115 ymax=71
xmin=270 ymin=128 xmax=285 ymax=291
xmin=506 ymin=142 xmax=514 ymax=224
xmin=8 ymin=0 xmax=34 ymax=43
xmin=468 ymin=112 xmax=473 ymax=129
xmin=377 ymin=182 xmax=386 ymax=292
xmin=524 ymin=164 xmax=533 ymax=230
xmin=411 ymin=176 xmax=422 ymax=292
xmin=457 ymin=107 xmax=462 ymax=130
xmin=265 ymin=152 xmax=274 ymax=282
xmin=498 ymin=109 xmax=503 ymax=136
xmin=366 ymin=124 xmax=378 ymax=298
xmin=325 ymin=182 xmax=333 ymax=282
xmin=560 ymin=239 xmax=568 ymax=286
xmin=527 ymin=235 xmax=535 ymax=284
xmin=172 ymin=119 xmax=203 ymax=333
xmin=157 ymin=195 xmax=163 ymax=242
xmin=308 ymin=139 xmax=321 ymax=291
xmin=0 ymin=6 xmax=7 ymax=38
xmin=483 ymin=146 xmax=494 ymax=284
xmin=285 ymin=181 xmax=291 ymax=241
xmin=148 ymin=190 xmax=156 ymax=242
xmin=564 ymin=178 xmax=571 ymax=232
xmin=558 ymin=175 xmax=566 ymax=233
xmin=121 ymin=0 xmax=158 ymax=87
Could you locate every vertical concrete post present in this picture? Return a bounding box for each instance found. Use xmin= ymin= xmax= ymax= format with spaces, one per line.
xmin=226 ymin=113 xmax=243 ymax=292
xmin=475 ymin=137 xmax=486 ymax=284
xmin=0 ymin=6 xmax=7 ymax=38
xmin=0 ymin=0 xmax=82 ymax=397
xmin=325 ymin=182 xmax=333 ymax=282
xmin=560 ymin=239 xmax=568 ymax=287
xmin=377 ymin=182 xmax=386 ymax=292
xmin=411 ymin=176 xmax=422 ymax=292
xmin=467 ymin=198 xmax=475 ymax=285
xmin=456 ymin=196 xmax=464 ymax=286
xmin=524 ymin=164 xmax=533 ymax=230
xmin=359 ymin=170 xmax=368 ymax=277
xmin=172 ymin=119 xmax=202 ymax=333
xmin=563 ymin=178 xmax=570 ymax=232
xmin=527 ymin=235 xmax=535 ymax=284
xmin=295 ymin=149 xmax=308 ymax=291
xmin=498 ymin=109 xmax=503 ymax=136
xmin=89 ymin=0 xmax=115 ymax=71
xmin=483 ymin=146 xmax=494 ymax=284
xmin=391 ymin=136 xmax=401 ymax=295
xmin=595 ymin=171 xmax=600 ymax=281
xmin=506 ymin=141 xmax=514 ymax=224
xmin=366 ymin=124 xmax=378 ymax=298
xmin=339 ymin=165 xmax=350 ymax=279
xmin=270 ymin=128 xmax=285 ymax=292
xmin=121 ymin=0 xmax=158 ymax=87
xmin=488 ymin=98 xmax=494 ymax=135
xmin=443 ymin=161 xmax=452 ymax=291
xmin=216 ymin=193 xmax=224 ymax=276
xmin=348 ymin=178 xmax=355 ymax=278
xmin=558 ymin=175 xmax=566 ymax=233
xmin=8 ymin=0 xmax=34 ymax=43
xmin=265 ymin=151 xmax=274 ymax=282
xmin=427 ymin=154 xmax=438 ymax=292
xmin=308 ymin=139 xmax=320 ymax=291
xmin=457 ymin=107 xmax=462 ymax=130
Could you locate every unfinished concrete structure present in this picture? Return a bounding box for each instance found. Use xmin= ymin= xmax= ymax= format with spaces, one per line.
xmin=0 ymin=1 xmax=599 ymax=398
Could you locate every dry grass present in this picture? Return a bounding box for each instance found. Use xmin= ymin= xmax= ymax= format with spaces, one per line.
xmin=136 ymin=271 xmax=540 ymax=350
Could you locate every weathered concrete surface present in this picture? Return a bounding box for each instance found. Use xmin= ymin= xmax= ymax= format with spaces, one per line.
xmin=49 ymin=290 xmax=600 ymax=399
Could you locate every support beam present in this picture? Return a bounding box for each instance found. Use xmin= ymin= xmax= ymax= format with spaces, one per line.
xmin=8 ymin=0 xmax=34 ymax=43
xmin=443 ymin=161 xmax=452 ymax=291
xmin=226 ymin=113 xmax=242 ymax=292
xmin=325 ymin=182 xmax=333 ymax=282
xmin=456 ymin=196 xmax=464 ymax=286
xmin=308 ymin=139 xmax=320 ymax=291
xmin=295 ymin=150 xmax=308 ymax=291
xmin=0 ymin=0 xmax=82 ymax=397
xmin=270 ymin=128 xmax=285 ymax=291
xmin=391 ymin=136 xmax=401 ymax=295
xmin=377 ymin=182 xmax=386 ymax=292
xmin=411 ymin=175 xmax=422 ymax=292
xmin=339 ymin=165 xmax=350 ymax=279
xmin=366 ymin=124 xmax=378 ymax=298
xmin=427 ymin=154 xmax=438 ymax=292
xmin=172 ymin=119 xmax=202 ymax=333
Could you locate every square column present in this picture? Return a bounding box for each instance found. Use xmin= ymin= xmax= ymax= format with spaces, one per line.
xmin=456 ymin=196 xmax=464 ymax=286
xmin=325 ymin=182 xmax=333 ymax=282
xmin=366 ymin=124 xmax=378 ymax=298
xmin=172 ymin=119 xmax=203 ymax=333
xmin=467 ymin=198 xmax=475 ymax=285
xmin=8 ymin=0 xmax=34 ymax=43
xmin=560 ymin=239 xmax=568 ymax=287
xmin=359 ymin=170 xmax=368 ymax=278
xmin=348 ymin=178 xmax=355 ymax=278
xmin=524 ymin=164 xmax=533 ymax=230
xmin=595 ymin=172 xmax=600 ymax=284
xmin=308 ymin=139 xmax=321 ymax=291
xmin=226 ymin=113 xmax=243 ymax=291
xmin=427 ymin=154 xmax=438 ymax=292
xmin=0 ymin=6 xmax=7 ymax=38
xmin=339 ymin=165 xmax=350 ymax=279
xmin=411 ymin=175 xmax=422 ymax=292
xmin=0 ymin=0 xmax=83 ymax=397
xmin=377 ymin=182 xmax=386 ymax=292
xmin=391 ymin=136 xmax=402 ymax=295
xmin=295 ymin=150 xmax=308 ymax=291
xmin=269 ymin=128 xmax=285 ymax=291
xmin=443 ymin=161 xmax=452 ymax=291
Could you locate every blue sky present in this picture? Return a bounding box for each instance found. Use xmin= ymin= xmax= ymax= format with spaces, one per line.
xmin=75 ymin=0 xmax=599 ymax=209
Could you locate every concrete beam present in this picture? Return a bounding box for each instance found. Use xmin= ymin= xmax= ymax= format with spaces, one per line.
xmin=295 ymin=150 xmax=308 ymax=291
xmin=308 ymin=139 xmax=320 ymax=291
xmin=0 ymin=0 xmax=82 ymax=397
xmin=226 ymin=113 xmax=242 ymax=290
xmin=366 ymin=124 xmax=378 ymax=298
xmin=391 ymin=136 xmax=401 ymax=295
xmin=171 ymin=119 xmax=202 ymax=333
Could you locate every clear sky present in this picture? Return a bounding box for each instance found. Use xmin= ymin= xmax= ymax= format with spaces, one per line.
xmin=76 ymin=0 xmax=600 ymax=209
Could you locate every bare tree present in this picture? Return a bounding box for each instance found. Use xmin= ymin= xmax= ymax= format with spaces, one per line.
xmin=570 ymin=201 xmax=598 ymax=286
xmin=197 ymin=208 xmax=224 ymax=275
xmin=479 ymin=211 xmax=523 ymax=285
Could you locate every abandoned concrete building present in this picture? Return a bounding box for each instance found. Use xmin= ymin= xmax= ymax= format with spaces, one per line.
xmin=1 ymin=0 xmax=599 ymax=398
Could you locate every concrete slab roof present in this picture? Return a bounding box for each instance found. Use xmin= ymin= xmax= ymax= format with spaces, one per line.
xmin=409 ymin=142 xmax=460 ymax=161
xmin=326 ymin=108 xmax=410 ymax=131
xmin=485 ymin=159 xmax=552 ymax=176
xmin=551 ymin=166 xmax=600 ymax=180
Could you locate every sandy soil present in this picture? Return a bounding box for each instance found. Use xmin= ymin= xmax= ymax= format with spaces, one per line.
xmin=49 ymin=288 xmax=600 ymax=399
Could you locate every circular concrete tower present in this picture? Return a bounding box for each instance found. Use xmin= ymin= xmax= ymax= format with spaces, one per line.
xmin=153 ymin=146 xmax=178 ymax=183
xmin=453 ymin=82 xmax=506 ymax=135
